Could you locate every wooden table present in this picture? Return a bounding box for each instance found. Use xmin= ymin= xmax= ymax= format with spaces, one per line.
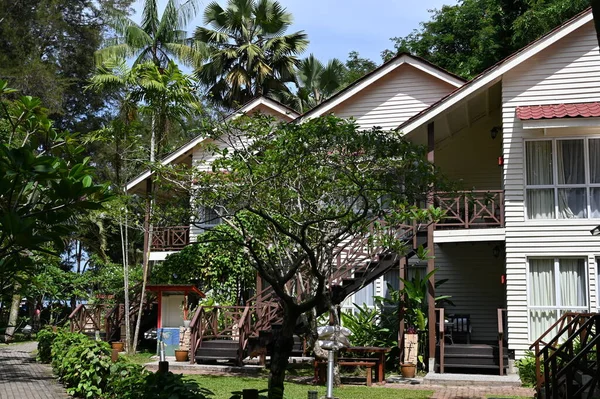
xmin=341 ymin=346 xmax=391 ymax=382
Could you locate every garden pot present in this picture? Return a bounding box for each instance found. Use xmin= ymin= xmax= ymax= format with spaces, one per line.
xmin=111 ymin=341 xmax=124 ymax=352
xmin=400 ymin=363 xmax=416 ymax=378
xmin=174 ymin=349 xmax=189 ymax=362
xmin=183 ymin=320 xmax=191 ymax=328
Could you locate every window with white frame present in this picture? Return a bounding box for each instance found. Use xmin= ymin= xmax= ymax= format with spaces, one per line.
xmin=525 ymin=138 xmax=600 ymax=219
xmin=528 ymin=258 xmax=588 ymax=341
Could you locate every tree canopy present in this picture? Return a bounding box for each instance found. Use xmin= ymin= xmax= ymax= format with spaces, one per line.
xmin=194 ymin=0 xmax=309 ymax=109
xmin=175 ymin=114 xmax=445 ymax=398
xmin=382 ymin=0 xmax=590 ymax=78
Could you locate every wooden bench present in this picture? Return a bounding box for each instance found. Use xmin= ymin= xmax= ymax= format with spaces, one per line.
xmin=313 ymin=358 xmax=378 ymax=386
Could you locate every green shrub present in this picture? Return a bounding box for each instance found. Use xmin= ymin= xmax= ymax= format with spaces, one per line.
xmin=140 ymin=371 xmax=210 ymax=399
xmin=516 ymin=350 xmax=539 ymax=387
xmin=36 ymin=327 xmax=58 ymax=363
xmin=41 ymin=330 xmax=209 ymax=399
xmin=104 ymin=361 xmax=150 ymax=399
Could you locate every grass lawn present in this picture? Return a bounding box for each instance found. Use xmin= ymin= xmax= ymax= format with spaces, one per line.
xmin=122 ymin=350 xmax=156 ymax=364
xmin=187 ymin=375 xmax=433 ymax=399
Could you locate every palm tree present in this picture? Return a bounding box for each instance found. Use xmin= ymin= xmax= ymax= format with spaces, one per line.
xmin=96 ymin=0 xmax=205 ymax=68
xmin=194 ymin=0 xmax=309 ymax=109
xmin=88 ymin=59 xmax=200 ymax=161
xmin=275 ymin=54 xmax=345 ymax=113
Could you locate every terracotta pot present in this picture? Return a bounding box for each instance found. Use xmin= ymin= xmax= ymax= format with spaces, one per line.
xmin=174 ymin=349 xmax=189 ymax=362
xmin=111 ymin=342 xmax=124 ymax=352
xmin=400 ymin=363 xmax=416 ymax=378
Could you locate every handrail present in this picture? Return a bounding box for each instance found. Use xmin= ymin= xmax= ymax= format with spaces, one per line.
xmin=436 ymin=308 xmax=445 ymax=373
xmin=189 ymin=305 xmax=205 ymax=364
xmin=541 ymin=314 xmax=600 ymax=398
xmin=531 ymin=312 xmax=597 ymax=396
xmin=236 ymin=305 xmax=252 ymax=366
xmin=497 ymin=308 xmax=506 ymax=376
xmin=150 ymin=225 xmax=190 ymax=251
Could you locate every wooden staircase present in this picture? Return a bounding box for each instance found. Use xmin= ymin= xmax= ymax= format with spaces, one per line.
xmin=531 ymin=313 xmax=600 ymax=399
xmin=437 ymin=343 xmax=508 ymax=373
xmin=190 ymin=222 xmax=426 ymax=365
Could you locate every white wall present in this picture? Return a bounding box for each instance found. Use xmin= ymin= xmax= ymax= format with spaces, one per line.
xmin=161 ymin=294 xmax=185 ymax=328
xmin=330 ymin=64 xmax=456 ymax=131
xmin=502 ymin=20 xmax=600 ymax=357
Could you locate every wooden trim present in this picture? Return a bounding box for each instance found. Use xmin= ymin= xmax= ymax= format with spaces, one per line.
xmin=427 ymin=122 xmax=436 ymax=365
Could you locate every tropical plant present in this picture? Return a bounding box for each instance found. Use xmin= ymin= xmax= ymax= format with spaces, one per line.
xmin=96 ymin=0 xmax=205 ymax=68
xmin=194 ymin=0 xmax=309 ymax=109
xmin=275 ymin=54 xmax=345 ymax=112
xmin=341 ymin=304 xmax=395 ymax=349
xmin=515 ymin=350 xmax=538 ymax=387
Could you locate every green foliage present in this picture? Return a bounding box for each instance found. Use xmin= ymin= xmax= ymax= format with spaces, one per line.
xmin=0 ymin=81 xmax=110 ymax=287
xmin=43 ymin=329 xmax=209 ymax=399
xmin=36 ymin=326 xmax=58 ymax=363
xmin=97 ymin=0 xmax=205 ymax=68
xmin=194 ymin=0 xmax=309 ymax=109
xmin=383 ymin=0 xmax=589 ymax=79
xmin=515 ymin=350 xmax=539 ymax=388
xmin=341 ymin=304 xmax=395 ymax=349
xmin=152 ymin=222 xmax=255 ymax=305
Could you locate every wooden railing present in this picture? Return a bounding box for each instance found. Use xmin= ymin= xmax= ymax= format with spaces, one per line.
xmin=530 ymin=312 xmax=598 ymax=396
xmin=538 ymin=314 xmax=600 ymax=398
xmin=150 ymin=225 xmax=190 ymax=251
xmin=69 ymin=304 xmax=107 ymax=334
xmin=435 ymin=190 xmax=504 ymax=229
xmin=437 ymin=308 xmax=445 ymax=373
xmin=189 ymin=305 xmax=254 ymax=365
xmin=497 ymin=308 xmax=507 ymax=376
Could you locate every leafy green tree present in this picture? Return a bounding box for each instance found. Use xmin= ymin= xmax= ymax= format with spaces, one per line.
xmin=0 ymin=81 xmax=110 ymax=339
xmin=0 ymin=0 xmax=134 ymax=131
xmin=274 ymin=54 xmax=345 ymax=112
xmin=194 ymin=0 xmax=309 ymax=109
xmin=96 ymin=0 xmax=205 ymax=68
xmin=341 ymin=51 xmax=378 ymax=87
xmin=152 ymin=222 xmax=255 ymax=305
xmin=177 ymin=114 xmax=445 ymax=399
xmin=382 ymin=0 xmax=588 ymax=79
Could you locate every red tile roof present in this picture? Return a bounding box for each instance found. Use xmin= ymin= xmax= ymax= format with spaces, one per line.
xmin=516 ymin=102 xmax=600 ymax=120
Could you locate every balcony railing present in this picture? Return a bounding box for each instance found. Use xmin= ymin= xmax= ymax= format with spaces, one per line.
xmin=435 ymin=190 xmax=504 ymax=229
xmin=151 ymin=226 xmax=190 ymax=251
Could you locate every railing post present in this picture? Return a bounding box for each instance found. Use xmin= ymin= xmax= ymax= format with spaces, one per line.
xmin=536 ymin=343 xmax=542 ymax=395
xmin=439 ymin=308 xmax=444 ymax=374
xmin=498 ymin=308 xmax=504 ymax=376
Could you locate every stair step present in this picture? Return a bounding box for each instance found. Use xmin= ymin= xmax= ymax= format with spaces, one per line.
xmin=443 ymin=355 xmax=507 ymax=366
xmin=443 ymin=363 xmax=507 ymax=370
xmin=195 ymin=355 xmax=237 ymax=362
xmin=443 ymin=344 xmax=506 ymax=356
xmin=196 ymin=348 xmax=238 ymax=358
xmin=201 ymin=340 xmax=239 ymax=349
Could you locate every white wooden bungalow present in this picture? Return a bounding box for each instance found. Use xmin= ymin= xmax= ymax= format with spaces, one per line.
xmin=127 ymin=8 xmax=600 ymax=378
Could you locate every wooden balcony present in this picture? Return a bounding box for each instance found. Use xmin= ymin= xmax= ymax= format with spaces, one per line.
xmin=435 ymin=190 xmax=504 ymax=229
xmin=150 ymin=225 xmax=190 ymax=251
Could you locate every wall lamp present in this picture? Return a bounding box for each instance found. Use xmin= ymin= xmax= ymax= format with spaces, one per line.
xmin=591 ymin=225 xmax=600 ymax=236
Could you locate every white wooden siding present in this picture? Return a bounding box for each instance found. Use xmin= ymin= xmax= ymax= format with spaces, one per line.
xmin=502 ymin=20 xmax=600 ymax=357
xmin=330 ymin=64 xmax=456 ymax=131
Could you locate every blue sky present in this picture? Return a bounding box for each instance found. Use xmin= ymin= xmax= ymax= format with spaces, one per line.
xmin=132 ymin=0 xmax=454 ymax=64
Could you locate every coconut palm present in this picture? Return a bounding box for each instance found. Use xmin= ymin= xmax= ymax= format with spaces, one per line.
xmin=275 ymin=54 xmax=345 ymax=113
xmin=194 ymin=0 xmax=309 ymax=109
xmin=96 ymin=0 xmax=205 ymax=68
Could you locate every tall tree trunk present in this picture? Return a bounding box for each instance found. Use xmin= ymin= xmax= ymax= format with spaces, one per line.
xmin=268 ymin=307 xmax=297 ymax=399
xmin=133 ymin=179 xmax=153 ymax=353
xmin=120 ymin=211 xmax=132 ymax=353
xmin=5 ymin=283 xmax=21 ymax=343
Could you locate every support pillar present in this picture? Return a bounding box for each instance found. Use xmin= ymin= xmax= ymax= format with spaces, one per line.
xmin=398 ymin=256 xmax=407 ymax=364
xmin=426 ymin=122 xmax=437 ymax=368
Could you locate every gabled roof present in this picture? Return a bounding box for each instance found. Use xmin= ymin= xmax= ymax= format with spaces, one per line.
xmin=397 ymin=8 xmax=594 ymax=135
xmin=125 ymin=96 xmax=298 ymax=193
xmin=298 ymin=52 xmax=466 ymax=121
